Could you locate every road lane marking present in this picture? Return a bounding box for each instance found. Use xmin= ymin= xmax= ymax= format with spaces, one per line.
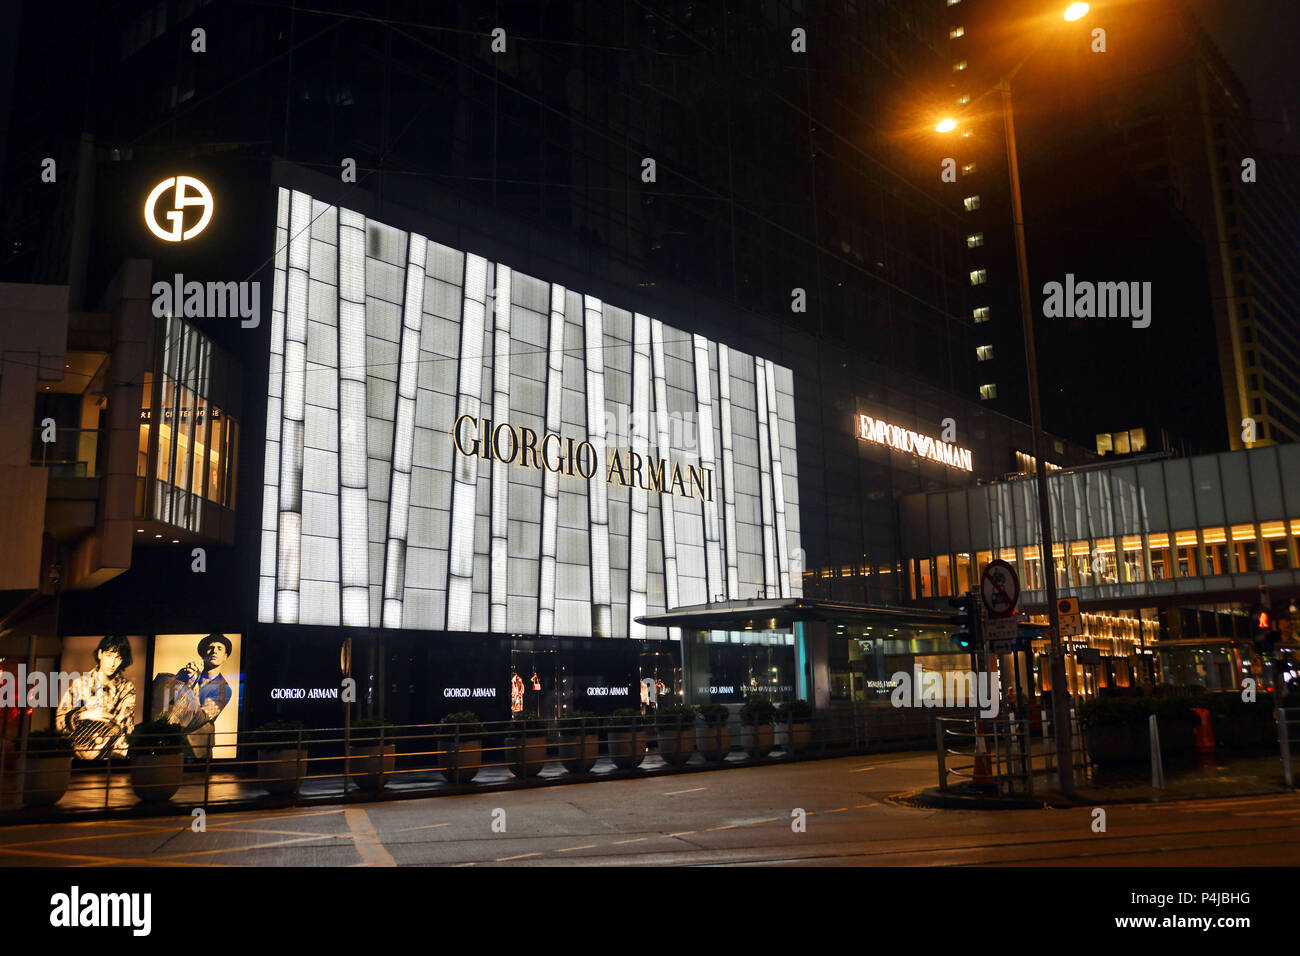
xmin=748 ymin=817 xmax=779 ymax=825
xmin=345 ymin=808 xmax=397 ymax=867
xmin=613 ymin=837 xmax=647 ymax=845
xmin=667 ymin=830 xmax=697 ymax=837
xmin=827 ymin=808 xmax=847 ymax=813
xmin=664 ymin=787 xmax=707 ymax=795
xmin=851 ymin=766 xmax=880 ymax=772
xmin=707 ymin=824 xmax=739 ymax=831
xmin=496 ymin=852 xmax=543 ymax=861
xmin=856 ymin=802 xmax=880 ymax=808
xmin=396 ymin=823 xmax=451 ymax=832
xmin=558 ymin=844 xmax=598 ymax=852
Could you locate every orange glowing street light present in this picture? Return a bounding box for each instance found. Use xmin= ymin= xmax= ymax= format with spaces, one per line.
xmin=1064 ymin=2 xmax=1090 ymax=21
xmin=936 ymin=118 xmax=958 ymax=133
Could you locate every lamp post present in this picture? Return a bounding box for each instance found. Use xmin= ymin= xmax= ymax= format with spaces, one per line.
xmin=934 ymin=3 xmax=1091 ymax=794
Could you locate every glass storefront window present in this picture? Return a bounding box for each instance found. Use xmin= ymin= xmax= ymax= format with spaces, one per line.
xmin=954 ymin=553 xmax=972 ymax=594
xmin=1093 ymin=541 xmax=1118 ymax=584
xmin=1070 ymin=540 xmax=1092 ymax=586
xmin=138 ymin=372 xmax=153 ymax=480
xmin=1201 ymin=527 xmax=1229 ymax=575
xmin=1021 ymin=546 xmax=1043 ymax=590
xmin=975 ymin=551 xmax=992 ymax=577
xmin=1231 ymin=524 xmax=1258 ymax=573
xmin=1052 ymin=543 xmax=1068 ymax=589
xmin=935 ymin=555 xmax=951 ymax=597
xmin=1148 ymin=533 xmax=1171 ymax=580
xmin=1121 ymin=535 xmax=1144 ymax=583
xmin=1175 ymin=530 xmax=1199 ymax=577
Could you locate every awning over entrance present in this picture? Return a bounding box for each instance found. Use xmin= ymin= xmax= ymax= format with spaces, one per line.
xmin=638 ymin=599 xmax=953 ymax=638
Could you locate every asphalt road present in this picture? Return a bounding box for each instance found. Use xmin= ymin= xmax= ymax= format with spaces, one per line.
xmin=1 ymin=751 xmax=1297 ymax=866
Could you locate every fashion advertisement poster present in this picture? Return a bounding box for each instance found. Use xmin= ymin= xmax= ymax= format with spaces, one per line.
xmin=56 ymin=635 xmax=149 ymax=760
xmin=150 ymin=633 xmax=242 ymax=760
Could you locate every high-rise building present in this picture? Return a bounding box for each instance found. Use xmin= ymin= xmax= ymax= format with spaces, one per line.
xmin=936 ymin=0 xmax=1300 ymax=452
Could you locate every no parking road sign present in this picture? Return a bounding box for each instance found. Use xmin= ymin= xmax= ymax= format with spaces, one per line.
xmin=980 ymin=559 xmax=1020 ymax=619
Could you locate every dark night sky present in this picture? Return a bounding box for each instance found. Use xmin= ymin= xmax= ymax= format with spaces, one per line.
xmin=1185 ymin=0 xmax=1300 ymax=152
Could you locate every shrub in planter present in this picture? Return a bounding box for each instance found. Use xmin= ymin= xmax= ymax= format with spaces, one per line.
xmin=1078 ymin=698 xmax=1200 ymax=765
xmin=655 ymin=705 xmax=696 ymax=765
xmin=1203 ymin=693 xmax=1276 ymax=751
xmin=696 ymin=704 xmax=732 ymax=761
xmin=508 ymin=710 xmax=549 ymax=778
xmin=560 ymin=710 xmax=601 ymax=773
xmin=776 ymin=699 xmax=813 ymax=753
xmin=606 ymin=708 xmax=647 ymax=770
xmin=128 ymin=719 xmax=186 ymax=802
xmin=255 ymin=720 xmax=307 ymax=795
xmin=739 ymin=699 xmax=776 ymax=757
xmin=348 ymin=717 xmax=395 ymax=791
xmin=440 ymin=711 xmax=486 ymax=784
xmin=20 ymin=730 xmax=73 ymax=807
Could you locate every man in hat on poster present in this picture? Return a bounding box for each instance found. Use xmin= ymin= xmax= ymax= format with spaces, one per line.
xmin=152 ymin=634 xmax=233 ymax=760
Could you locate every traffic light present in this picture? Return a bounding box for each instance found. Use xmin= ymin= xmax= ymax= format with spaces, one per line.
xmin=949 ymin=591 xmax=980 ymax=651
xmin=1254 ymin=608 xmax=1279 ymax=653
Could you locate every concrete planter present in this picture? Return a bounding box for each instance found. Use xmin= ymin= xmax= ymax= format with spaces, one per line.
xmin=21 ymin=754 xmax=71 ymax=807
xmin=657 ymin=727 xmax=692 ymax=765
xmin=508 ymin=734 xmax=548 ymax=778
xmin=696 ymin=725 xmax=731 ymax=761
xmin=560 ymin=733 xmax=600 ymax=774
xmin=130 ymin=753 xmax=185 ymax=802
xmin=350 ymin=742 xmax=396 ymax=791
xmin=442 ymin=739 xmax=483 ymax=784
xmin=779 ymin=722 xmax=812 ymax=754
xmin=742 ymin=724 xmax=774 ymax=758
xmin=257 ymin=746 xmax=307 ymax=795
xmin=606 ymin=729 xmax=646 ymax=770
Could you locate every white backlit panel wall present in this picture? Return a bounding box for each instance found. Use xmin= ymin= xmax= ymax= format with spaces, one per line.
xmin=260 ymin=188 xmax=801 ymax=637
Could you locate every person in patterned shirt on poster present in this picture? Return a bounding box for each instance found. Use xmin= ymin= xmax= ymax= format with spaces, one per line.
xmin=55 ymin=635 xmax=137 ymax=759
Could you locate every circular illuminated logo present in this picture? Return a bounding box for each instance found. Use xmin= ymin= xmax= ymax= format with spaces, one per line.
xmin=144 ymin=175 xmax=214 ymax=242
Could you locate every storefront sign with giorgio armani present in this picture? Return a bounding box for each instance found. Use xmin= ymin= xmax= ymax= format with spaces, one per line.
xmin=259 ymin=188 xmax=803 ymax=639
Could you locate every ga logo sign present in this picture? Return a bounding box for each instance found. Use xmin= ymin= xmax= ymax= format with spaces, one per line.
xmin=144 ymin=175 xmax=213 ymax=242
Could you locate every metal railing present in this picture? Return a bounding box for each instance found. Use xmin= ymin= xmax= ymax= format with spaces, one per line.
xmin=0 ymin=706 xmax=961 ymax=818
xmin=937 ymin=709 xmax=1089 ymax=797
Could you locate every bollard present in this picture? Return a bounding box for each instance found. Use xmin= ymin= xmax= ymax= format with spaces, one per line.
xmin=1149 ymin=714 xmax=1164 ymax=790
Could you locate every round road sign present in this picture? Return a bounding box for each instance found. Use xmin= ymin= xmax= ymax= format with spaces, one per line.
xmin=980 ymin=559 xmax=1020 ymax=618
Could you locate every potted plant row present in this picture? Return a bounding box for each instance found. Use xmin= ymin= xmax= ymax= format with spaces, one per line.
xmin=128 ymin=719 xmax=187 ymax=802
xmin=440 ymin=712 xmax=486 ymax=784
xmin=739 ymin=699 xmax=776 ymax=758
xmin=1077 ymin=697 xmax=1200 ymax=767
xmin=20 ymin=730 xmax=73 ymax=807
xmin=255 ymin=720 xmax=308 ymax=795
xmin=348 ymin=717 xmax=395 ymax=791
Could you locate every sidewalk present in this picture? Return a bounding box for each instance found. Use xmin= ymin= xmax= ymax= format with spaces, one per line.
xmin=908 ymin=753 xmax=1291 ymax=809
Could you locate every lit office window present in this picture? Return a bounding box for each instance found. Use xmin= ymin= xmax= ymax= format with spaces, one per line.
xmin=949 ymin=26 xmax=965 ymax=38
xmin=953 ymin=60 xmax=967 ymax=72
xmin=975 ymin=345 xmax=993 ymax=361
xmin=1129 ymin=428 xmax=1147 ymax=452
xmin=1095 ymin=432 xmax=1113 ymax=455
xmin=1174 ymin=531 xmax=1199 ymax=577
xmin=972 ymin=306 xmax=991 ymax=322
xmin=1261 ymin=521 xmax=1290 ymax=570
xmin=969 ymin=268 xmax=987 ymax=286
xmin=962 ymin=162 xmax=977 ymax=175
xmin=966 ymin=233 xmax=983 ymax=248
xmin=1147 ymin=533 xmax=1171 ymax=580
xmin=978 ymin=383 xmax=997 ymax=400
xmin=963 ymin=195 xmax=980 ymax=211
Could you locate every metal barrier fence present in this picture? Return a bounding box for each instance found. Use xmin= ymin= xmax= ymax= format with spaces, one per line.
xmin=936 ymin=710 xmax=1090 ymax=797
xmin=0 ymin=705 xmax=967 ymax=817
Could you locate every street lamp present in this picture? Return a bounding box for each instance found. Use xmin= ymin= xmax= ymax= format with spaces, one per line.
xmin=936 ymin=2 xmax=1091 ymax=795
